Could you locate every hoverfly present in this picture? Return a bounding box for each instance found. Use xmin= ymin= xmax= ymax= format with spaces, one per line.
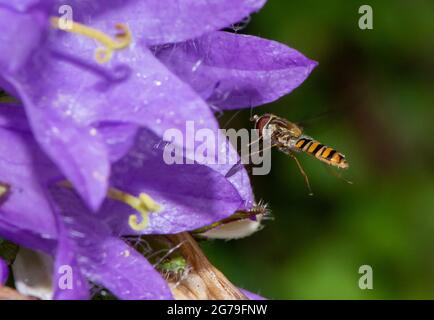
xmin=251 ymin=113 xmax=349 ymax=194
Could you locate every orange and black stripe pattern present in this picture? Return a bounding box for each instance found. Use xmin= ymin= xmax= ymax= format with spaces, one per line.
xmin=294 ymin=137 xmax=349 ymax=169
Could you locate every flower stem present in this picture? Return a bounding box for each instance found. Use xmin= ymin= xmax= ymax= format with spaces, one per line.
xmin=164 ymin=232 xmax=247 ymax=300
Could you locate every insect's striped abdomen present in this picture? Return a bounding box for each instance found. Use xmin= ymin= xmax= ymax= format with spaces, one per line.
xmin=295 ymin=137 xmax=349 ymax=169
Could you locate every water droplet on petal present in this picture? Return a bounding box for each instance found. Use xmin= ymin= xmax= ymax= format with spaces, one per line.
xmin=192 ymin=59 xmax=203 ymax=72
xmin=89 ymin=128 xmax=98 ymax=136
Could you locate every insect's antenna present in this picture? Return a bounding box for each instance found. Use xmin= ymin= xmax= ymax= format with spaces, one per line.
xmin=222 ymin=109 xmax=242 ymax=129
xmin=324 ymin=165 xmax=353 ymax=185
xmin=243 ymin=143 xmax=278 ymax=159
xmin=245 ymin=135 xmax=263 ymax=148
xmin=289 ymin=153 xmax=314 ymax=196
xmin=225 ymin=140 xmax=274 ymax=178
xmin=152 ymin=241 xmax=186 ymax=268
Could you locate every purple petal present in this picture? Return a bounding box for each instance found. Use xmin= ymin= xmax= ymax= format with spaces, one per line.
xmin=0 ymin=0 xmax=53 ymax=12
xmin=0 ymin=105 xmax=59 ymax=249
xmin=0 ymin=257 xmax=8 ymax=285
xmin=61 ymin=0 xmax=266 ymax=45
xmin=3 ymin=14 xmax=258 ymax=211
xmin=85 ymin=237 xmax=172 ymax=300
xmin=52 ymin=222 xmax=90 ymax=300
xmin=23 ymin=39 xmax=219 ymax=139
xmin=225 ymin=171 xmax=254 ymax=211
xmin=0 ymin=103 xmax=31 ymax=131
xmin=155 ymin=31 xmax=318 ymax=109
xmin=0 ymin=221 xmax=55 ymax=254
xmin=4 ymin=75 xmax=111 ymax=211
xmin=104 ymin=130 xmax=243 ymax=234
xmin=3 ymin=37 xmax=216 ymax=208
xmin=240 ymin=288 xmax=266 ymax=300
xmin=50 ymin=187 xmax=173 ymax=300
xmin=204 ymin=130 xmax=255 ymax=210
xmin=5 ymin=40 xmax=240 ymax=208
xmin=96 ymin=123 xmax=138 ymax=163
xmin=0 ymin=7 xmax=48 ymax=73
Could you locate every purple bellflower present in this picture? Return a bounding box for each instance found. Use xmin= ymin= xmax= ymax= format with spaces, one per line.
xmin=0 ymin=104 xmax=244 ymax=299
xmin=0 ymin=0 xmax=316 ymax=211
xmin=0 ymin=0 xmax=317 ymax=300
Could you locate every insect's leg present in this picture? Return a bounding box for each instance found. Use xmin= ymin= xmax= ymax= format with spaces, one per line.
xmin=228 ymin=128 xmax=264 ymax=171
xmin=244 ymin=134 xmax=263 ymax=148
xmin=245 ymin=143 xmax=279 ymax=158
xmin=152 ymin=241 xmax=185 ymax=268
xmin=225 ymin=129 xmax=265 ymax=178
xmin=239 ymin=130 xmax=277 ymax=163
xmin=244 ymin=128 xmax=277 ymax=156
xmin=227 ymin=143 xmax=278 ymax=178
xmin=324 ymin=165 xmax=353 ymax=185
xmin=289 ymin=153 xmax=314 ymax=196
xmin=225 ymin=139 xmax=272 ymax=179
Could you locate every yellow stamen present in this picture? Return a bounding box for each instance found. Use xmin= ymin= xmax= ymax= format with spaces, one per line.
xmin=0 ymin=183 xmax=10 ymax=199
xmin=57 ymin=181 xmax=161 ymax=231
xmin=50 ymin=17 xmax=132 ymax=63
xmin=107 ymin=189 xmax=161 ymax=231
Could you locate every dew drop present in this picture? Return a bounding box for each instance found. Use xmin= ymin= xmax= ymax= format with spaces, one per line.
xmin=192 ymin=59 xmax=203 ymax=72
xmin=89 ymin=128 xmax=98 ymax=136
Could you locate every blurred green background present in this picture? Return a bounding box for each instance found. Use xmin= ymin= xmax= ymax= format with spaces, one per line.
xmin=205 ymin=0 xmax=434 ymax=299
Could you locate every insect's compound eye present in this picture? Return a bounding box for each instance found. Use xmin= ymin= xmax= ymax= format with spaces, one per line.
xmin=255 ymin=116 xmax=272 ymax=132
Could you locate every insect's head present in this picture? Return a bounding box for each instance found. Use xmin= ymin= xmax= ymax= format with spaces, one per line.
xmin=251 ymin=114 xmax=274 ymax=133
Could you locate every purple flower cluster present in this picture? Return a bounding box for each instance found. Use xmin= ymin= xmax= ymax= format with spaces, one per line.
xmin=0 ymin=0 xmax=316 ymax=299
